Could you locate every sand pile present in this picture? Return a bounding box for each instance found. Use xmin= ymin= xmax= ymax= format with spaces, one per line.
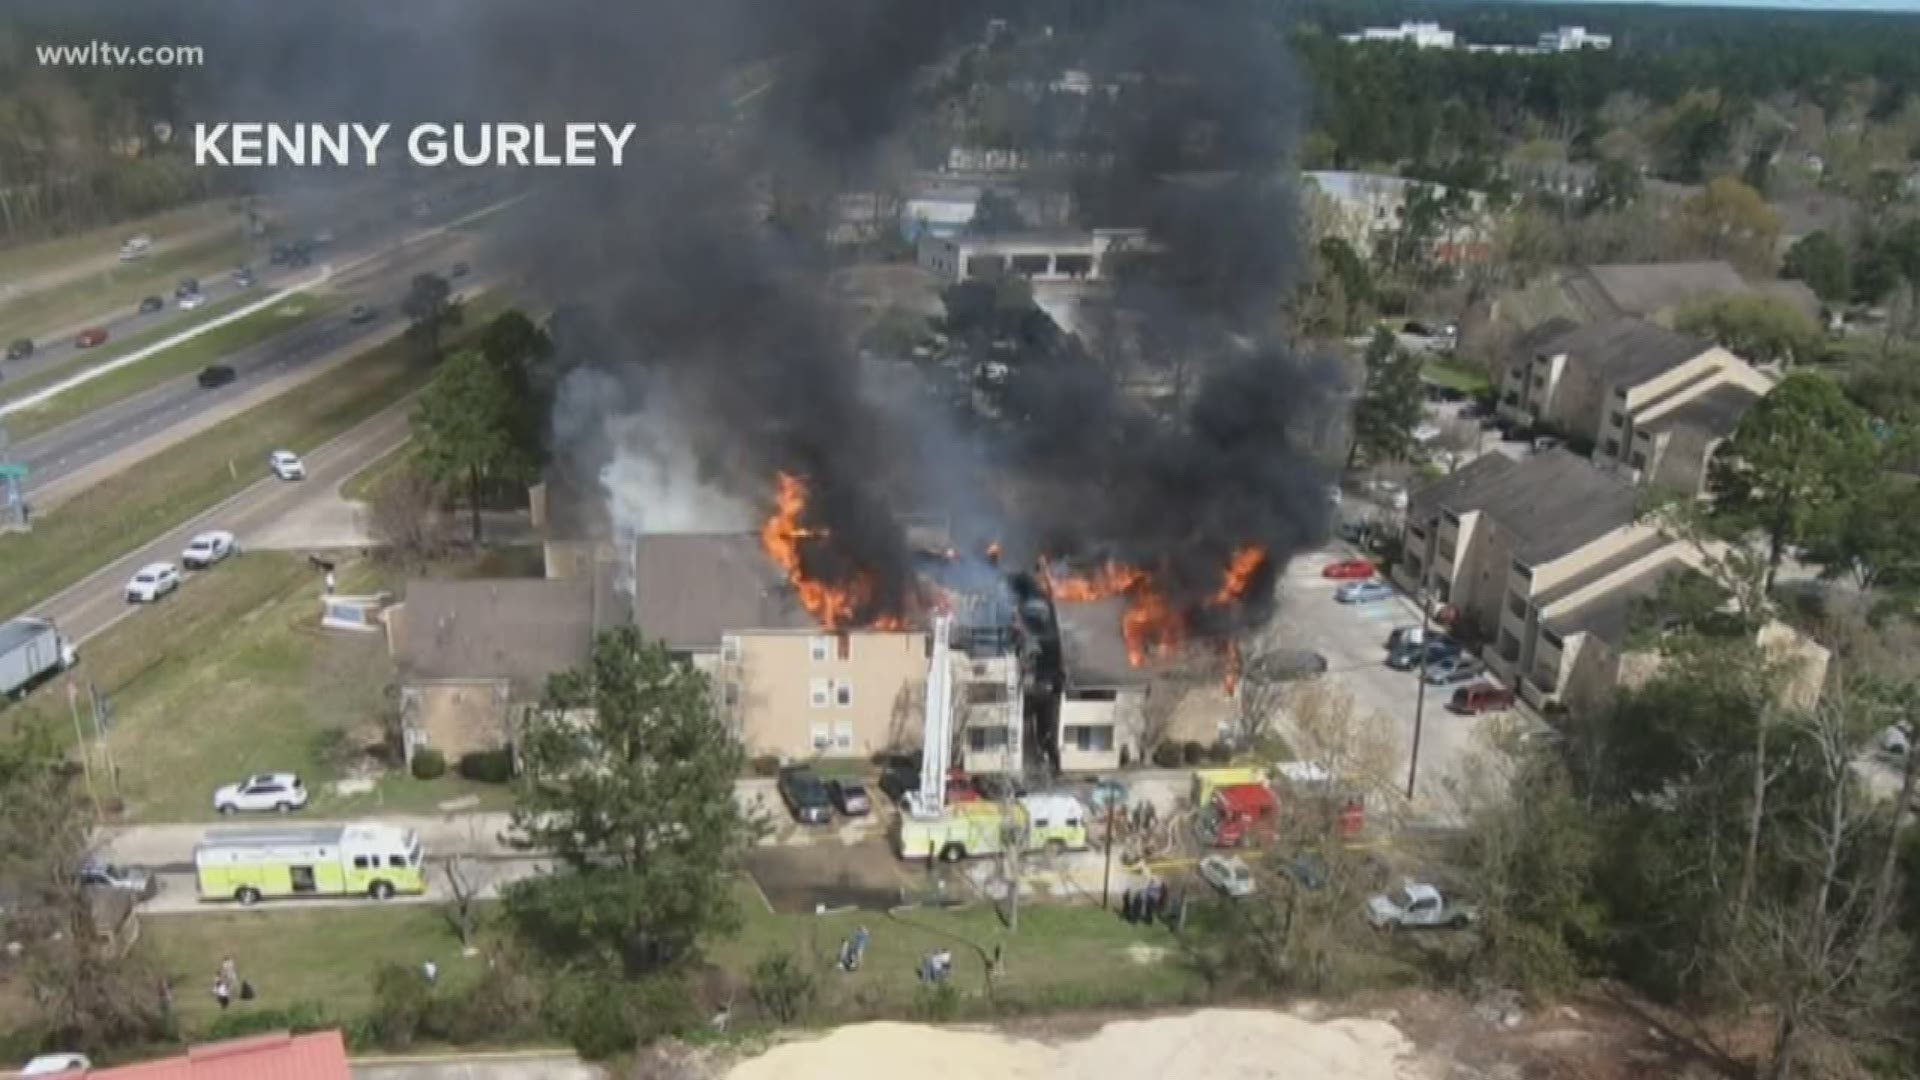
xmin=723 ymin=1008 xmax=1433 ymax=1080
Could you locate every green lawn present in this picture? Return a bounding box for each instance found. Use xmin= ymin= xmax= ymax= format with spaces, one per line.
xmin=1420 ymin=358 xmax=1491 ymax=395
xmin=2 ymin=294 xmax=334 ymax=439
xmin=0 ymin=201 xmax=230 ymax=284
xmin=138 ymin=882 xmax=1202 ymax=1035
xmin=339 ymin=443 xmax=416 ymax=502
xmin=0 ymin=291 xmax=265 ymax=407
xmin=0 ymin=231 xmax=253 ymax=348
xmin=0 ymin=330 xmax=434 ymax=616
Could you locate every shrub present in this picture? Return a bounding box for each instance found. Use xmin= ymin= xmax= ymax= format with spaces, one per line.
xmin=1181 ymin=740 xmax=1207 ymax=766
xmin=203 ymin=1002 xmax=337 ymax=1042
xmin=457 ymin=748 xmax=514 ymax=783
xmin=749 ymin=753 xmax=782 ymax=778
xmin=750 ymin=951 xmax=817 ymax=1024
xmin=912 ymin=981 xmax=961 ymax=1022
xmin=410 ymin=749 xmax=447 ymax=780
xmin=1205 ymin=742 xmax=1234 ymax=765
xmin=1150 ymin=743 xmax=1183 ymax=769
xmin=367 ymin=962 xmax=431 ymax=1050
xmin=549 ymin=975 xmax=635 ymax=1059
xmin=428 ymin=957 xmax=549 ymax=1045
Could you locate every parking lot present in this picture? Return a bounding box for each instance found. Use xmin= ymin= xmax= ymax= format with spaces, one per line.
xmin=1258 ymin=538 xmax=1509 ymax=820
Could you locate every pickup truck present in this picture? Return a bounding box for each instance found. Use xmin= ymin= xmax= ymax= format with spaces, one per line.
xmin=1366 ymin=881 xmax=1478 ymax=931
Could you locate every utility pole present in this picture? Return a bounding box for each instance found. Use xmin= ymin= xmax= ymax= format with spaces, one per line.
xmin=66 ymin=679 xmax=101 ymax=818
xmin=1405 ymin=586 xmax=1434 ymax=802
xmin=1101 ymin=798 xmax=1116 ymax=909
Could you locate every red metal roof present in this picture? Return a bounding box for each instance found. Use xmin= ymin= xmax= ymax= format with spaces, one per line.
xmin=86 ymin=1030 xmax=349 ymax=1080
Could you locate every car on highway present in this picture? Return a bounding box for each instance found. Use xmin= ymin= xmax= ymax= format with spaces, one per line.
xmin=778 ymin=766 xmax=833 ymax=824
xmin=197 ymin=364 xmax=236 ymax=389
xmin=119 ymin=234 xmax=151 ymax=262
xmin=1335 ymin=580 xmax=1394 ymax=604
xmin=268 ymin=450 xmax=306 ymax=481
xmin=124 ymin=562 xmax=180 ymax=604
xmin=174 ymin=277 xmax=199 ymax=299
xmin=1321 ymin=557 xmax=1376 ymax=581
xmin=450 ymin=260 xmax=471 ymax=278
xmin=78 ymin=859 xmax=157 ymax=900
xmin=348 ymin=303 xmax=377 ymax=324
xmin=181 ymin=530 xmax=238 ymax=569
xmin=826 ymin=778 xmax=871 ymax=817
xmin=1448 ymin=683 xmax=1516 ymax=715
xmin=1200 ymin=854 xmax=1257 ymax=899
xmin=213 ymin=772 xmax=309 ymax=815
xmin=233 ymin=266 xmax=257 ymax=288
xmin=73 ymin=328 xmax=108 ymax=349
xmin=6 ymin=338 xmax=32 ymax=361
xmin=178 ymin=291 xmax=206 ymax=311
xmin=138 ymin=295 xmax=165 ymax=314
xmin=1424 ymin=655 xmax=1486 ymax=686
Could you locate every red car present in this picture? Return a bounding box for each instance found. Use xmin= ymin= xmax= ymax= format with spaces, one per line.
xmin=74 ymin=327 xmax=109 ymax=348
xmin=1448 ymin=683 xmax=1516 ymax=715
xmin=1321 ymin=557 xmax=1376 ymax=580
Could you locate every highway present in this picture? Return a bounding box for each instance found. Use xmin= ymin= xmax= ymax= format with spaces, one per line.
xmin=0 ymin=184 xmax=503 ymax=396
xmin=10 ymin=238 xmax=477 ymax=499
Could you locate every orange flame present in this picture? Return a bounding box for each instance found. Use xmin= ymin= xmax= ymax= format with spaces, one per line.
xmin=1211 ymin=545 xmax=1267 ymax=607
xmin=760 ymin=472 xmax=898 ymax=630
xmin=1046 ymin=545 xmax=1268 ymax=684
xmin=1222 ymin=638 xmax=1243 ymax=695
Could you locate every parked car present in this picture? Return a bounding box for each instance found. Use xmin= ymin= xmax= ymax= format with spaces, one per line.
xmin=1878 ymin=722 xmax=1912 ymax=758
xmin=1249 ymin=649 xmax=1328 ymax=681
xmin=21 ymin=1053 xmax=92 ymax=1076
xmin=178 ymin=291 xmax=206 ymax=311
xmin=1385 ymin=625 xmax=1429 ymax=653
xmin=349 ymin=303 xmax=377 ymax=324
xmin=1200 ymin=854 xmax=1257 ymax=899
xmin=138 ymin=295 xmax=165 ymax=314
xmin=1365 ymin=479 xmax=1408 ymax=510
xmin=1424 ymin=655 xmax=1486 ymax=686
xmin=1367 ymin=881 xmax=1478 ymax=931
xmin=6 ymin=338 xmax=32 ymax=361
xmin=1458 ymin=401 xmax=1491 ymax=421
xmin=181 ymin=530 xmax=238 ymax=569
xmin=1531 ymin=436 xmax=1564 ymax=455
xmin=778 ymin=766 xmax=833 ymax=824
xmin=197 ymin=364 xmax=236 ymax=389
xmin=78 ymin=859 xmax=157 ymax=900
xmin=124 ymin=562 xmax=180 ymax=604
xmin=213 ymin=772 xmax=309 ymax=814
xmin=1321 ymin=557 xmax=1376 ymax=581
xmin=1387 ymin=637 xmax=1461 ymax=671
xmin=1086 ymin=777 xmax=1130 ymax=813
xmin=1335 ymin=518 xmax=1372 ymax=545
xmin=878 ymin=762 xmax=919 ymax=805
xmin=73 ymin=328 xmax=108 ymax=348
xmin=1335 ymin=580 xmax=1394 ymax=604
xmin=268 ymin=449 xmax=306 ymax=481
xmin=826 ymin=779 xmax=871 ymax=817
xmin=1448 ymin=683 xmax=1516 ymax=715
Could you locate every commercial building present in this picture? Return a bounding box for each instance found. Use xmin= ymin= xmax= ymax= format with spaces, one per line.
xmin=916 ymin=228 xmax=1147 ymax=285
xmin=1537 ymin=26 xmax=1612 ymax=51
xmin=1303 ymin=171 xmax=1490 ymax=264
xmin=1338 ymin=21 xmax=1457 ymax=49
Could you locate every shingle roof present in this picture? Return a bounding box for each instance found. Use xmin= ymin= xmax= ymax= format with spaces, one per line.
xmin=1428 ymin=450 xmax=1639 ymax=563
xmin=1571 ymin=261 xmax=1748 ymax=319
xmin=1640 ymin=382 xmax=1764 ymax=440
xmin=1538 ymin=318 xmax=1710 ymax=387
xmin=1055 ymin=597 xmax=1151 ymax=690
xmin=395 ymin=578 xmax=603 ymax=698
xmin=1408 ymin=452 xmax=1518 ymax=525
xmin=631 ymin=533 xmax=816 ymax=651
xmin=88 ymin=1031 xmax=350 ymax=1080
xmin=1544 ymin=560 xmax=1704 ymax=645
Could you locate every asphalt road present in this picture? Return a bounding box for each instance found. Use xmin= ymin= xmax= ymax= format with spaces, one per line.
xmin=10 ymin=240 xmax=476 ymax=498
xmin=26 ymin=397 xmax=413 ymax=644
xmin=0 ymin=183 xmax=502 ymax=393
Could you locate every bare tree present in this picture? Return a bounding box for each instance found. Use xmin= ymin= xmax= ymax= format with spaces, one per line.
xmin=441 ymin=826 xmax=495 ymax=953
xmin=1224 ymin=643 xmax=1308 ymax=751
xmin=1136 ymin=670 xmax=1200 ymax=764
xmin=368 ymin=464 xmax=453 ymax=566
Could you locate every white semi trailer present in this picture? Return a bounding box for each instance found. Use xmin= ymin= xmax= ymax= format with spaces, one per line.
xmin=0 ymin=617 xmax=76 ymax=700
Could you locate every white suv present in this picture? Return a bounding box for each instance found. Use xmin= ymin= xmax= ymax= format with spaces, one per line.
xmin=268 ymin=450 xmax=305 ymax=481
xmin=125 ymin=562 xmax=180 ymax=604
xmin=213 ymin=772 xmax=309 ymax=814
xmin=181 ymin=530 xmax=237 ymax=569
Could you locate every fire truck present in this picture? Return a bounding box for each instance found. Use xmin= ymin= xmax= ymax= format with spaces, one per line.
xmin=1202 ymin=783 xmax=1279 ymax=847
xmin=898 ymin=793 xmax=1090 ymax=862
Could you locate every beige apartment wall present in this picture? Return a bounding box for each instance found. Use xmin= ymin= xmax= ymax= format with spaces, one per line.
xmin=733 ymin=630 xmax=929 ymax=760
xmin=1059 ymin=698 xmax=1122 ymax=773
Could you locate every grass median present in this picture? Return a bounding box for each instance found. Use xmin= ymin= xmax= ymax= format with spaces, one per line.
xmin=0 ymin=327 xmax=436 ymax=616
xmin=1 ymin=293 xmax=334 ymax=439
xmin=0 ymin=201 xmax=230 ymax=284
xmin=0 ymin=231 xmax=252 ymax=348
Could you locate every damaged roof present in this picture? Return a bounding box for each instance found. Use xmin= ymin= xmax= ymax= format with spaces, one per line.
xmin=631 ymin=533 xmax=817 ymax=650
xmin=1055 ymin=597 xmax=1151 ymax=690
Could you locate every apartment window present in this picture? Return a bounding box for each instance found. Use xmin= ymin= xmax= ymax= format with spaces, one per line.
xmin=835 ymin=682 xmax=853 ymax=708
xmin=1541 ymin=627 xmax=1565 ymax=650
xmin=1507 ymin=590 xmax=1528 ymax=620
xmin=1069 ymin=724 xmax=1114 ymax=752
xmin=1511 ymin=560 xmax=1534 ymax=581
xmin=722 ymin=684 xmax=739 ymax=710
xmin=967 ymin=727 xmax=1010 ymax=752
xmin=1631 ymin=451 xmax=1648 ymax=470
xmin=720 ymin=635 xmax=741 ymax=662
xmin=1502 ymin=390 xmax=1519 ymax=407
xmin=1603 ymin=438 xmax=1620 ymax=457
xmin=810 ymin=720 xmax=831 ymax=751
xmin=1498 ymin=629 xmax=1522 ymax=662
xmin=834 ymin=720 xmax=854 ymax=751
xmin=1435 ymin=539 xmax=1455 ymax=563
xmin=1608 ymin=410 xmax=1625 ymax=429
xmin=836 ymin=633 xmax=851 ymax=661
xmin=809 ymin=636 xmax=831 ymax=662
xmin=1531 ymin=372 xmax=1547 ymax=389
xmin=809 ymin=677 xmax=830 ymax=709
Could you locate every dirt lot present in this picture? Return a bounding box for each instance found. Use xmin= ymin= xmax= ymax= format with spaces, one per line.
xmin=741 ymin=837 xmax=918 ymax=913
